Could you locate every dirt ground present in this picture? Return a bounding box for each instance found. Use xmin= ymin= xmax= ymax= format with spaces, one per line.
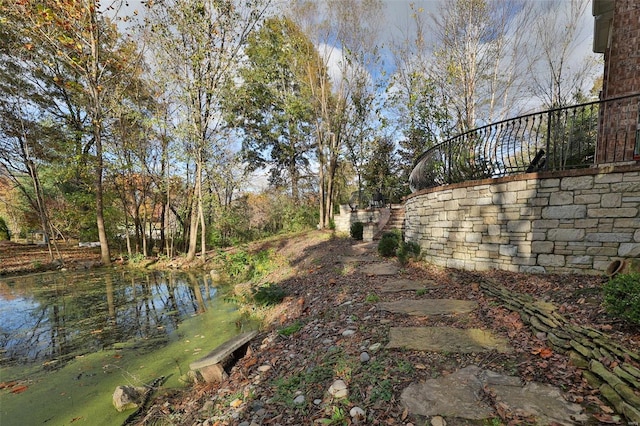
xmin=138 ymin=231 xmax=639 ymax=426
xmin=0 ymin=240 xmax=102 ymax=276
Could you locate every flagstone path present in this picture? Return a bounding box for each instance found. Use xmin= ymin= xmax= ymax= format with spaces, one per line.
xmin=354 ymin=248 xmax=588 ymax=425
xmin=378 ymin=299 xmax=478 ymax=316
xmin=375 ymin=277 xmax=439 ymax=292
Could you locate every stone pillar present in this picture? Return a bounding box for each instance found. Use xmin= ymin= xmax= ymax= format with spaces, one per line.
xmin=363 ymin=222 xmax=376 ymax=242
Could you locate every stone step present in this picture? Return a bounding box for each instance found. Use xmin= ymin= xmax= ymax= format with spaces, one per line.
xmin=363 ymin=262 xmax=399 ymax=276
xmin=375 ymin=278 xmax=439 ymax=293
xmin=386 ymin=326 xmax=512 ymax=353
xmin=378 ymin=299 xmax=478 ymax=316
xmin=401 ymin=365 xmax=588 ymax=424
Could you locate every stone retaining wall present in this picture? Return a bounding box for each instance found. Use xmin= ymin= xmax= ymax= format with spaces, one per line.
xmin=334 ymin=205 xmax=386 ymax=234
xmin=404 ymin=165 xmax=640 ymax=274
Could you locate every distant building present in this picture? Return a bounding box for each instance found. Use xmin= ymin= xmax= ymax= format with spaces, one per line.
xmin=592 ymin=0 xmax=640 ymax=163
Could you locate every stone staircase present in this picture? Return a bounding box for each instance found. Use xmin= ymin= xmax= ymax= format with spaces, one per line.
xmin=378 ymin=204 xmax=405 ymax=236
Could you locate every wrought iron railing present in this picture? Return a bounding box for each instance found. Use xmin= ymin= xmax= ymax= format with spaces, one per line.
xmin=409 ymin=93 xmax=640 ymax=192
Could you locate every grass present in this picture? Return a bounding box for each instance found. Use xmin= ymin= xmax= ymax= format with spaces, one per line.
xmin=278 ymin=321 xmax=303 ymax=337
xmin=365 ymin=293 xmax=380 ymax=303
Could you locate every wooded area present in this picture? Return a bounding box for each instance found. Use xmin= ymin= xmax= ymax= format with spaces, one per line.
xmin=0 ymin=0 xmax=599 ymax=262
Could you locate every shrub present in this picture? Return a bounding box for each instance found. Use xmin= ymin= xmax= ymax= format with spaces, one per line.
xmin=397 ymin=240 xmax=421 ymax=265
xmin=603 ymin=272 xmax=640 ymax=325
xmin=252 ymin=283 xmax=287 ymax=306
xmin=404 ymin=241 xmax=421 ymax=257
xmin=378 ymin=231 xmax=401 ymax=257
xmin=350 ymin=221 xmax=364 ymax=240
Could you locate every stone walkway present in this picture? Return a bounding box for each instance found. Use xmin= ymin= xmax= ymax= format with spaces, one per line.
xmin=357 ymin=248 xmax=588 ymax=426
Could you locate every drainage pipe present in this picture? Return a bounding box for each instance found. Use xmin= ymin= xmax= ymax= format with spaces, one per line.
xmin=606 ymin=258 xmax=640 ymax=277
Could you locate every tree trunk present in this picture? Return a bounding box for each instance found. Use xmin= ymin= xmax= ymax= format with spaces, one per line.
xmin=186 ymin=156 xmax=202 ymax=261
xmin=95 ymin=133 xmax=111 ymax=265
xmin=198 ymin=150 xmax=206 ymax=258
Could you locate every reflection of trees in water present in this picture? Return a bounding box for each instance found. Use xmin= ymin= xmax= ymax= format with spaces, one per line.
xmin=0 ymin=270 xmax=219 ymax=368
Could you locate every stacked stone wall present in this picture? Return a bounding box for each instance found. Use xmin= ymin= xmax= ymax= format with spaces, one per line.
xmin=404 ymin=166 xmax=640 ymax=274
xmin=334 ymin=205 xmax=384 ymax=234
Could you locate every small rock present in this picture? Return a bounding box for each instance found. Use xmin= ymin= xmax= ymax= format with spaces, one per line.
xmin=368 ymin=343 xmax=382 ymax=352
xmin=322 ymin=338 xmax=333 ymax=345
xmin=200 ymin=400 xmax=214 ymax=412
xmin=257 ymin=365 xmax=271 ymax=372
xmin=313 ymin=399 xmax=323 ymax=405
xmin=230 ymin=398 xmax=243 ymax=408
xmin=360 ymin=352 xmax=370 ymax=363
xmin=342 ymin=329 xmax=356 ymax=337
xmin=350 ymin=406 xmax=365 ymax=420
xmin=328 ymin=379 xmax=348 ymax=398
xmin=112 ymin=385 xmax=146 ymax=412
xmin=238 ymin=422 xmax=250 ymax=426
xmin=431 ymin=416 xmax=446 ymax=426
xmin=293 ymin=395 xmax=305 ymax=405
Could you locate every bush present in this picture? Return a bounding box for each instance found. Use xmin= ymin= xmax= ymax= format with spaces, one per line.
xmin=350 ymin=221 xmax=364 ymax=240
xmin=378 ymin=231 xmax=401 ymax=257
xmin=603 ymin=272 xmax=640 ymax=325
xmin=252 ymin=283 xmax=287 ymax=306
xmin=397 ymin=240 xmax=421 ymax=265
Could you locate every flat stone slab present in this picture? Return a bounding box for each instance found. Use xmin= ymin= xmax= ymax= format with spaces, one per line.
xmin=349 ymin=242 xmax=377 ymax=255
xmin=387 ymin=326 xmax=512 ymax=353
xmin=376 ymin=278 xmax=438 ymax=293
xmin=378 ymin=299 xmax=477 ymax=316
xmin=338 ymin=255 xmax=380 ymax=263
xmin=401 ymin=366 xmax=494 ymax=420
xmin=189 ymin=330 xmax=258 ymax=370
xmin=363 ymin=262 xmax=398 ymax=276
xmin=402 ymin=365 xmax=587 ymax=425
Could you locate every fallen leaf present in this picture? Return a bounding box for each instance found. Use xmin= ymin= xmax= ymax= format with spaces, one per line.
xmin=599 ymin=404 xmax=615 ymax=414
xmin=592 ymin=413 xmax=621 ymax=424
xmin=10 ymin=385 xmax=28 ymax=394
xmin=401 ymin=406 xmax=408 ymax=420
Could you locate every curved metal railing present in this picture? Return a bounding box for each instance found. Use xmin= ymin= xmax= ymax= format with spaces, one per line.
xmin=409 ymin=93 xmax=640 ymax=192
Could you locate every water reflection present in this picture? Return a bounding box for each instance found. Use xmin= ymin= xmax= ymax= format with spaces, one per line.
xmin=0 ymin=269 xmax=226 ymax=368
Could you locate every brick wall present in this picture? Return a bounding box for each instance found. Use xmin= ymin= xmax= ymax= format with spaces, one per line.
xmin=404 ymin=166 xmax=640 ymax=275
xmin=597 ymin=0 xmax=640 ymax=163
xmin=602 ymin=0 xmax=640 ymax=97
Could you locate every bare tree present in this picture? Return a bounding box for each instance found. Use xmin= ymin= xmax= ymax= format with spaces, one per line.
xmin=527 ymin=0 xmax=599 ymax=107
xmin=290 ymin=0 xmax=383 ymax=228
xmin=143 ymin=0 xmax=271 ymax=261
xmin=428 ymin=0 xmax=537 ymax=131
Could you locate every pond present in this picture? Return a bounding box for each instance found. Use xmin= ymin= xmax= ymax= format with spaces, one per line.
xmin=0 ymin=268 xmax=255 ymax=426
